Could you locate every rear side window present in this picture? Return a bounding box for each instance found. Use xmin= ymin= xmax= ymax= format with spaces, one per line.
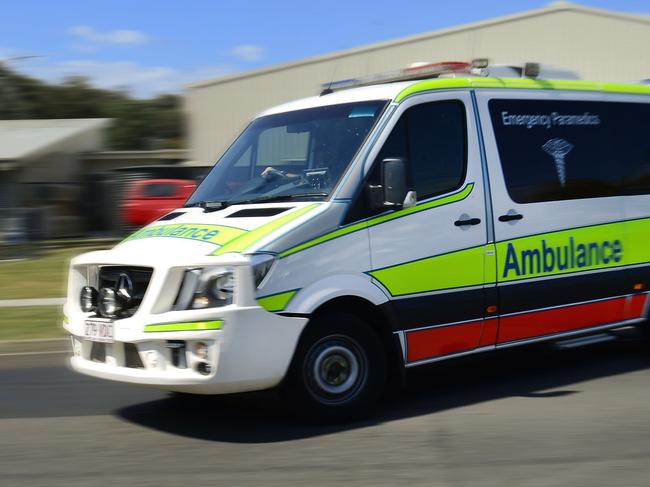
xmin=375 ymin=100 xmax=467 ymax=201
xmin=489 ymin=99 xmax=650 ymax=203
xmin=142 ymin=183 xmax=177 ymax=198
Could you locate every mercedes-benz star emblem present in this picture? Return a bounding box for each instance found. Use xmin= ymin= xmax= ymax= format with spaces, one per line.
xmin=116 ymin=273 xmax=134 ymax=301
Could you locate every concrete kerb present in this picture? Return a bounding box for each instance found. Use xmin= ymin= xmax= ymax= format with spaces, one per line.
xmin=0 ymin=298 xmax=66 ymax=308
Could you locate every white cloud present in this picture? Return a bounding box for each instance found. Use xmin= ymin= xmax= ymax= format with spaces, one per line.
xmin=67 ymin=25 xmax=150 ymax=51
xmin=227 ymin=44 xmax=264 ymax=62
xmin=16 ymin=59 xmax=234 ymax=98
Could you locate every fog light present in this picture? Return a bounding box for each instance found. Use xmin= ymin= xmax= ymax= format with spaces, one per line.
xmin=98 ymin=288 xmax=121 ymax=317
xmin=194 ymin=341 xmax=209 ymax=360
xmin=80 ymin=286 xmax=98 ymax=312
xmin=196 ymin=362 xmax=211 ymax=375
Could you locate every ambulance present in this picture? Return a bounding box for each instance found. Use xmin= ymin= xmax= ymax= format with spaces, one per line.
xmin=64 ymin=61 xmax=650 ymax=419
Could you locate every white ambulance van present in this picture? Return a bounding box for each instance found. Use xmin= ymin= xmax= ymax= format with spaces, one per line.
xmin=64 ymin=62 xmax=650 ymax=419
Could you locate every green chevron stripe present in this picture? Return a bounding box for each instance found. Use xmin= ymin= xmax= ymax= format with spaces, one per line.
xmin=279 ymin=183 xmax=474 ymax=258
xmin=257 ymin=289 xmax=299 ymax=312
xmin=212 ymin=204 xmax=320 ymax=256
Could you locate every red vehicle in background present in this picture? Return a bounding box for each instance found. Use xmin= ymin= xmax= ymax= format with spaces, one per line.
xmin=121 ymin=179 xmax=196 ymax=227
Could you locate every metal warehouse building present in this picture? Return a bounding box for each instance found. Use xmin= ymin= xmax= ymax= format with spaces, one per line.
xmin=186 ymin=2 xmax=650 ymax=164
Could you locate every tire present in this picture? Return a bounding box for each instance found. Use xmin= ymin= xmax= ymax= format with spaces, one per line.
xmin=282 ymin=312 xmax=386 ymax=422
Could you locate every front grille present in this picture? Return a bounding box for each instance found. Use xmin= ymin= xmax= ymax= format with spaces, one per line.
xmin=97 ymin=266 xmax=153 ymax=319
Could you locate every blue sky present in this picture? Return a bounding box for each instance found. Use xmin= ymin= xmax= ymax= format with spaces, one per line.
xmin=1 ymin=0 xmax=648 ymax=97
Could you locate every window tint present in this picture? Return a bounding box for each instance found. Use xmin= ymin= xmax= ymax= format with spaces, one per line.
xmin=489 ymin=99 xmax=650 ymax=203
xmin=142 ymin=183 xmax=177 ymax=198
xmin=374 ymin=100 xmax=466 ymax=201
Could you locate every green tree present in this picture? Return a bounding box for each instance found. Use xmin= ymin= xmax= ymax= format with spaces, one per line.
xmin=0 ymin=66 xmax=186 ymax=150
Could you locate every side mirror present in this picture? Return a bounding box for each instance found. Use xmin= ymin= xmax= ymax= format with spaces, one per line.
xmin=367 ymin=157 xmax=416 ymax=210
xmin=382 ymin=158 xmax=408 ymax=206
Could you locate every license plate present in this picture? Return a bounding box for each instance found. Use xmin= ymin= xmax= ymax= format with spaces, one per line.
xmin=84 ymin=319 xmax=114 ymax=343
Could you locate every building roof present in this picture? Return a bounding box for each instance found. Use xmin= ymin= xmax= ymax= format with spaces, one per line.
xmin=188 ymin=2 xmax=650 ymax=91
xmin=0 ymin=118 xmax=111 ymax=162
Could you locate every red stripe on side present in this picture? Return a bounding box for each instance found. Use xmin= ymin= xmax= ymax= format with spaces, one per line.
xmin=623 ymin=294 xmax=648 ymax=320
xmin=498 ymin=296 xmax=628 ymax=344
xmin=479 ymin=318 xmax=499 ymax=347
xmin=407 ymin=321 xmax=482 ymax=363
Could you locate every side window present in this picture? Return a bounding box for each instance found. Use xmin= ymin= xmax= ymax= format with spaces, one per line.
xmin=488 ymin=99 xmax=650 ymax=203
xmin=373 ymin=100 xmax=467 ymax=201
xmin=142 ymin=183 xmax=177 ymax=198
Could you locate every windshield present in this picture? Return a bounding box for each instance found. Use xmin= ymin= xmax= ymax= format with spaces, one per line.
xmin=186 ymin=100 xmax=388 ymax=206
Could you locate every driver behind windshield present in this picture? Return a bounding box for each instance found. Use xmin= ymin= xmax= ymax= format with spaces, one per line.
xmin=186 ymin=100 xmax=387 ymax=207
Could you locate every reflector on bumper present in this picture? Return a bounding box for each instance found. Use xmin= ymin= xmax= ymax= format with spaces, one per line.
xmin=144 ymin=320 xmax=224 ymax=333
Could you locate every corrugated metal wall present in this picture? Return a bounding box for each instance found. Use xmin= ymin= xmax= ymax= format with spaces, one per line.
xmin=186 ymin=5 xmax=650 ymax=164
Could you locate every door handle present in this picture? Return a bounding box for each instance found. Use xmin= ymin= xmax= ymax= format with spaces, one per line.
xmin=454 ymin=217 xmax=481 ymax=227
xmin=498 ymin=213 xmax=523 ymax=222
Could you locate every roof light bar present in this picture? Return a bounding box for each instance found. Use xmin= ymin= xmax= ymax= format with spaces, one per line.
xmin=320 ymin=61 xmax=472 ymax=95
xmin=319 ymin=59 xmax=581 ymax=95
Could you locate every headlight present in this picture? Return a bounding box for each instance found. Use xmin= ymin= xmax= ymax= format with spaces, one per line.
xmin=249 ymin=254 xmax=276 ymax=287
xmin=209 ymin=272 xmax=234 ymax=301
xmin=80 ymin=286 xmax=98 ymax=312
xmin=173 ymin=267 xmax=234 ymax=311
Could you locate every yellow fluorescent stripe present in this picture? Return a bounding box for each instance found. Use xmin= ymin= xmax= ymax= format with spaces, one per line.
xmin=369 ymin=217 xmax=650 ymax=296
xmin=124 ymin=223 xmax=247 ymax=246
xmin=144 ymin=320 xmax=223 ymax=333
xmin=279 ymin=183 xmax=474 ymax=258
xmin=394 ymin=77 xmax=650 ymax=103
xmin=497 ymin=217 xmax=650 ymax=282
xmin=212 ymin=204 xmax=320 ymax=256
xmin=257 ymin=290 xmax=298 ymax=312
xmin=369 ymin=246 xmax=489 ymax=296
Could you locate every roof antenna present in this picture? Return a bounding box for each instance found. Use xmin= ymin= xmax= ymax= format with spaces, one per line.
xmin=320 ymin=63 xmax=339 ymax=96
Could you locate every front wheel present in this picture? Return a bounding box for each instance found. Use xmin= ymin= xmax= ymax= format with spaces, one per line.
xmin=282 ymin=312 xmax=386 ymax=422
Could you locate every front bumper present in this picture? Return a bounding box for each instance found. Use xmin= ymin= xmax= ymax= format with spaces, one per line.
xmin=65 ymin=306 xmax=307 ymax=394
xmin=64 ymin=248 xmax=308 ymax=394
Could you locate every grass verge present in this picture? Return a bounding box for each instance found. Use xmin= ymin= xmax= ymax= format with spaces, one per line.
xmin=0 ymin=306 xmax=65 ymax=340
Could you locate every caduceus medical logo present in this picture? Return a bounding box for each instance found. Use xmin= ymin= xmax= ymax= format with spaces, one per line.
xmin=542 ymin=138 xmax=573 ymax=186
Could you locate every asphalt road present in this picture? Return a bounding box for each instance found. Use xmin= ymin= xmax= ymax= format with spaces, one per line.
xmin=1 ymin=336 xmax=650 ymax=487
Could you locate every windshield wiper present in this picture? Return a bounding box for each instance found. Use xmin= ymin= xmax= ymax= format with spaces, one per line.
xmin=228 ymin=192 xmax=329 ymax=205
xmin=184 ymin=200 xmax=229 ymax=212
